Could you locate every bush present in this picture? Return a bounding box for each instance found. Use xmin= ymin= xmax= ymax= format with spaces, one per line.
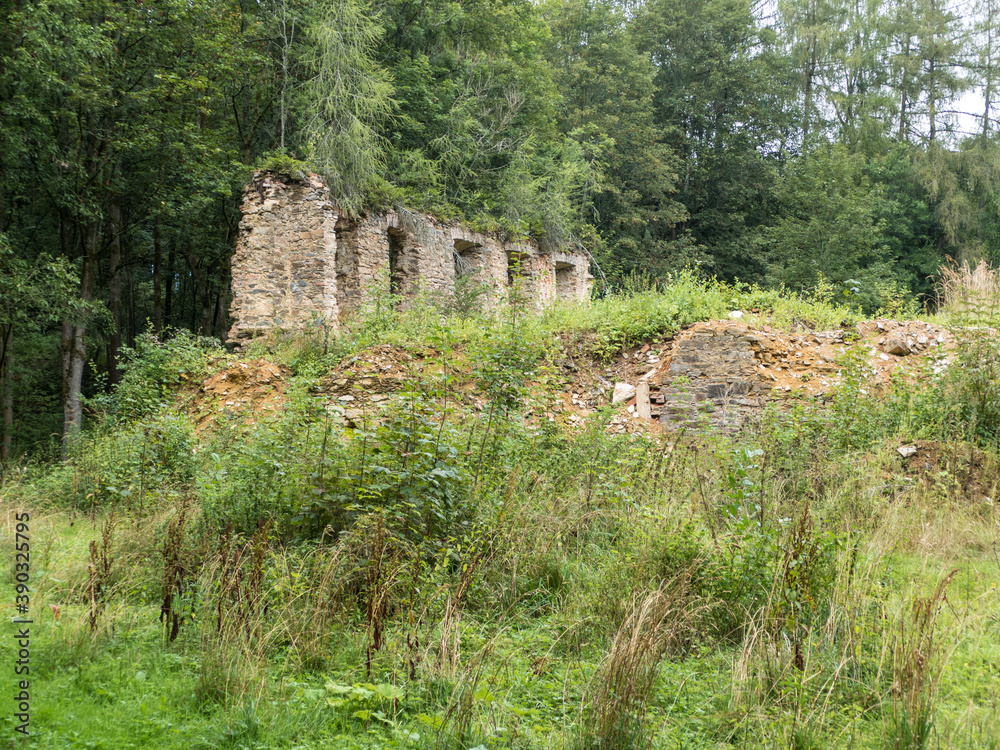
xmin=100 ymin=329 xmax=218 ymax=422
xmin=59 ymin=411 xmax=197 ymax=510
xmin=899 ymin=327 xmax=1000 ymax=446
xmin=255 ymin=153 xmax=315 ymax=182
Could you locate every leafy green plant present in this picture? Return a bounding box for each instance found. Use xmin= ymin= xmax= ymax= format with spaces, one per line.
xmin=99 ymin=329 xmax=217 ymax=423
xmin=828 ymin=348 xmax=898 ymax=452
xmin=255 ymin=153 xmax=315 ymax=181
xmin=449 ymin=272 xmax=492 ymax=320
xmin=323 ymin=681 xmax=405 ymax=728
xmin=772 ymin=503 xmax=839 ymax=672
xmin=896 ymin=327 xmax=1000 ymax=446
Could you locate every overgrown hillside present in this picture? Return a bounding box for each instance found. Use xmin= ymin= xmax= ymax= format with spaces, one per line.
xmin=1 ymin=276 xmax=999 ymax=749
xmin=7 ymin=0 xmax=1000 ymax=456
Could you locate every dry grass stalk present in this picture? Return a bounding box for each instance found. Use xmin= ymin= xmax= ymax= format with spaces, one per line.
xmin=435 ymin=634 xmax=499 ymax=749
xmin=272 ymin=542 xmax=350 ymax=671
xmin=435 ymin=540 xmax=492 ymax=679
xmin=583 ymin=575 xmax=701 ymax=749
xmin=88 ymin=509 xmax=116 ymax=632
xmin=936 ymin=258 xmax=1000 ymax=320
xmin=889 ymin=569 xmax=959 ymax=749
xmin=160 ymin=500 xmax=191 ymax=642
xmin=195 ymin=526 xmax=284 ymax=707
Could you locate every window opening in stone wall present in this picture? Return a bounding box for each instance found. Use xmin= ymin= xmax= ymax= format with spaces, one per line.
xmin=335 ymin=219 xmax=361 ymax=315
xmin=387 ymin=227 xmax=407 ymax=295
xmin=453 ymin=239 xmax=482 ymax=278
xmin=507 ymin=250 xmax=529 ymax=286
xmin=556 ymin=261 xmax=576 ymax=300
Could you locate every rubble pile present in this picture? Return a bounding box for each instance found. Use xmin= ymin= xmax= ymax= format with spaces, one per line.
xmin=189 ymin=318 xmax=957 ymax=437
xmin=189 ymin=359 xmax=293 ymax=431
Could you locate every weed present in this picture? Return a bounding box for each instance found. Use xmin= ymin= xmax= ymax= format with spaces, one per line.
xmin=581 ymin=579 xmax=702 ymax=749
xmin=87 ymin=510 xmax=116 ymax=632
xmin=160 ymin=500 xmax=192 ymax=642
xmin=888 ymin=570 xmax=959 ymax=750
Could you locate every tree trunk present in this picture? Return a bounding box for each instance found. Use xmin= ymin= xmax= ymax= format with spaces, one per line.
xmin=165 ymin=243 xmax=175 ymax=328
xmin=108 ymin=194 xmax=122 ymax=387
xmin=153 ymin=214 xmax=163 ymax=334
xmin=185 ymin=251 xmax=215 ymax=337
xmin=189 ymin=270 xmax=198 ymax=332
xmin=59 ymin=209 xmax=76 ymax=399
xmin=196 ymin=266 xmax=213 ymax=337
xmin=62 ymin=219 xmax=98 ymax=457
xmin=898 ymin=18 xmax=912 ymax=142
xmin=1 ymin=325 xmax=12 ymax=462
xmin=127 ymin=268 xmax=137 ymax=349
xmin=928 ymin=0 xmax=937 ymax=143
xmin=984 ymin=8 xmax=994 ymax=138
xmin=803 ymin=47 xmax=815 ymax=145
xmin=929 ymin=58 xmax=936 ymax=142
xmin=215 ymin=255 xmax=231 ymax=342
xmin=201 ymin=283 xmax=214 ymax=338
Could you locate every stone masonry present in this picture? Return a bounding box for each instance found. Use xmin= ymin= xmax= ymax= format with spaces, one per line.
xmin=651 ymin=326 xmax=779 ymax=431
xmin=228 ymin=170 xmax=593 ymax=342
xmin=629 ymin=319 xmax=947 ymax=433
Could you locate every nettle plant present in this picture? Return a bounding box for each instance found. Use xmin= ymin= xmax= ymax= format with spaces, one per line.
xmin=292 ymin=390 xmax=472 ymax=542
xmin=715 ymin=446 xmax=839 ymax=645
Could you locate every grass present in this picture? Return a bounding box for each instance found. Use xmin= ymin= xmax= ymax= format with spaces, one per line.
xmin=4 ymin=435 xmax=998 ymax=749
xmin=936 ymin=258 xmax=1000 ymax=324
xmin=2 ymin=274 xmax=1000 ymax=748
xmin=242 ymin=270 xmax=868 ymax=372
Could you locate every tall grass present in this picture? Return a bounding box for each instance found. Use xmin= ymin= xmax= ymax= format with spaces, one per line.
xmin=581 ymin=578 xmax=705 ymax=749
xmin=936 ymin=258 xmax=1000 ymax=322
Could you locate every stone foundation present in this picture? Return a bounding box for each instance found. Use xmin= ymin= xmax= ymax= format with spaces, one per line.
xmin=228 ymin=171 xmax=592 ymax=342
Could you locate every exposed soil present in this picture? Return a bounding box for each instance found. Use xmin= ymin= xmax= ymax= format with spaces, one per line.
xmin=636 ymin=318 xmax=948 ymax=398
xmin=553 ymin=319 xmax=954 ymax=432
xmin=188 ymin=318 xmax=958 ymax=436
xmin=895 ymin=439 xmax=1000 ymax=504
xmin=325 ymin=344 xmax=421 ymax=396
xmin=187 ymin=359 xmax=293 ymax=433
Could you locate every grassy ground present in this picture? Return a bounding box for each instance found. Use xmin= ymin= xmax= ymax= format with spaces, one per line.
xmin=0 ymin=277 xmax=996 ymax=749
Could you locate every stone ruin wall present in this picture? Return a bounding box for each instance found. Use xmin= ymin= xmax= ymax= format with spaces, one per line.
xmin=616 ymin=319 xmax=950 ymax=433
xmin=228 ymin=171 xmax=592 ymax=342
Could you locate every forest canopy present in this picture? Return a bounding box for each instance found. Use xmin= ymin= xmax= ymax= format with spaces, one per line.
xmin=2 ymin=0 xmax=1000 ymax=455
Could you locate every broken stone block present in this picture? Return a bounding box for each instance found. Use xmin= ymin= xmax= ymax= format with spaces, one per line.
xmin=612 ymin=382 xmax=636 ymax=405
xmin=636 ymin=381 xmax=651 ymax=420
xmin=882 ymin=333 xmax=911 ymax=355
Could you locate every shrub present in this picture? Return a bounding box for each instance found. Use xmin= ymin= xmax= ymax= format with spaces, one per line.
xmin=895 ymin=327 xmax=1000 ymax=446
xmin=60 ymin=412 xmax=197 ymax=511
xmin=255 ymin=153 xmax=315 ymax=182
xmin=101 ymin=329 xmax=218 ymax=422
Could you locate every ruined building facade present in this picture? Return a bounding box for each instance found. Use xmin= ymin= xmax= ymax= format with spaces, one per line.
xmin=227 ymin=171 xmax=593 ymax=342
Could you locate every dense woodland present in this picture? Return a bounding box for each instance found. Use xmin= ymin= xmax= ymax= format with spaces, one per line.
xmin=3 ymin=0 xmax=1000 ymax=455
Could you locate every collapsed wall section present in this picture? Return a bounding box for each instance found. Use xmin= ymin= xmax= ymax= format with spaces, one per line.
xmin=229 ymin=171 xmax=592 ymax=342
xmin=654 ymin=326 xmax=768 ymax=431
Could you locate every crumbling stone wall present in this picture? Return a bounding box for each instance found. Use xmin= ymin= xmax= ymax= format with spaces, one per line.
xmin=631 ymin=320 xmax=946 ymax=432
xmin=651 ymin=327 xmax=767 ymax=431
xmin=228 ymin=173 xmax=339 ymax=338
xmin=228 ymin=171 xmax=592 ymax=342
